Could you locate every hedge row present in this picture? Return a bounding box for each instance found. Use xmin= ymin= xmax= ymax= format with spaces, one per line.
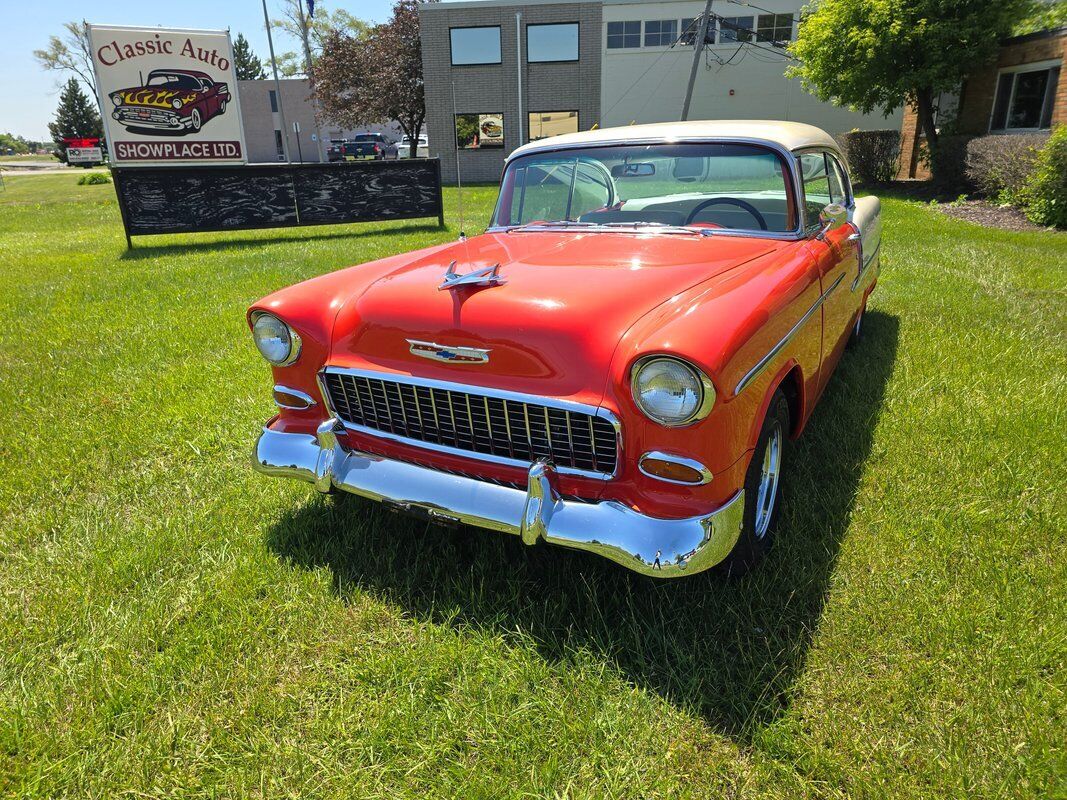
xmin=965 ymin=128 xmax=1067 ymax=228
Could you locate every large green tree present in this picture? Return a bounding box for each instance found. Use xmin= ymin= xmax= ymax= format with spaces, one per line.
xmin=789 ymin=0 xmax=1029 ymax=155
xmin=232 ymin=33 xmax=266 ymax=80
xmin=313 ymin=1 xmax=424 ymax=156
xmin=48 ymin=78 xmax=102 ymax=164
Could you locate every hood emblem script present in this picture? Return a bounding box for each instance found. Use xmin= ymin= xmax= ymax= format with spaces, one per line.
xmin=407 ymin=339 xmax=491 ymax=364
xmin=438 ymin=260 xmax=506 ymax=291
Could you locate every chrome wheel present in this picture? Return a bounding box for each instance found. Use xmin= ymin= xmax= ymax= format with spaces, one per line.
xmin=854 ymin=308 xmax=863 ymax=337
xmin=753 ymin=422 xmax=782 ymax=540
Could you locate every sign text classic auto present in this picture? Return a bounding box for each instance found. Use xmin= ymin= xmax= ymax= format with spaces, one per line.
xmin=88 ymin=24 xmax=247 ymax=165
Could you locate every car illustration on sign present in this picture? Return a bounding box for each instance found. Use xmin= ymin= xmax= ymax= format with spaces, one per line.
xmin=109 ymin=68 xmax=231 ymax=134
xmin=248 ymin=120 xmax=883 ymax=578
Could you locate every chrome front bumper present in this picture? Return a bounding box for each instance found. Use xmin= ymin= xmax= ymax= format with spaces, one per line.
xmin=253 ymin=419 xmax=745 ymax=578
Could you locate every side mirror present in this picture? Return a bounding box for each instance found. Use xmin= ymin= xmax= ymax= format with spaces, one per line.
xmin=815 ymin=202 xmax=848 ymax=241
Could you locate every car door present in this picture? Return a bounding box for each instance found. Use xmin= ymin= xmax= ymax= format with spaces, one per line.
xmin=797 ymin=150 xmax=861 ymax=389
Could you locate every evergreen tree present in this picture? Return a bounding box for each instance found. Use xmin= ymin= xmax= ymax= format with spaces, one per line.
xmin=233 ymin=33 xmax=266 ymax=80
xmin=48 ymin=77 xmax=102 ymax=164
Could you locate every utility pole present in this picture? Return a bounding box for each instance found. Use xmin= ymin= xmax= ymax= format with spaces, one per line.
xmin=681 ymin=0 xmax=714 ymax=121
xmin=262 ymin=0 xmax=292 ymax=162
xmin=294 ymin=0 xmax=326 ymax=162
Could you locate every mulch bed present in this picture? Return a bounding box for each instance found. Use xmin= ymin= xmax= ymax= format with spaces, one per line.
xmin=935 ymin=199 xmax=1060 ymax=233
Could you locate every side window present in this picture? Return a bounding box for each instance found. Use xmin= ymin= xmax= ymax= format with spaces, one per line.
xmin=798 ymin=152 xmax=831 ymax=226
xmin=826 ymin=154 xmax=849 ymax=205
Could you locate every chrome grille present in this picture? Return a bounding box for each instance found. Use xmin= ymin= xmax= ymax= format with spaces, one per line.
xmin=322 ymin=370 xmax=618 ymax=477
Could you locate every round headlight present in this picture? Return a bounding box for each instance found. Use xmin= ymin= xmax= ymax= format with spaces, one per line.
xmin=111 ymin=93 xmax=122 ymax=106
xmin=252 ymin=313 xmax=300 ymax=366
xmin=631 ymin=357 xmax=715 ymax=426
xmin=172 ymin=98 xmax=183 ymax=109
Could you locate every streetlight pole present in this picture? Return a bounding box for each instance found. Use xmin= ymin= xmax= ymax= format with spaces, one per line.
xmin=262 ymin=0 xmax=292 ymax=162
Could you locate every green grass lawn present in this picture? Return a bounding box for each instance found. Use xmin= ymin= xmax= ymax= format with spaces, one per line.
xmin=0 ymin=173 xmax=1064 ymax=798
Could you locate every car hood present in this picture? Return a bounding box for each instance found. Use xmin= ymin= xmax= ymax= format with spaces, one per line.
xmin=115 ymin=88 xmax=201 ymax=108
xmin=328 ymin=231 xmax=785 ymax=402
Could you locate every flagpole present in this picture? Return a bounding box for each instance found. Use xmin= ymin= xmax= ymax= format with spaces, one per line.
xmin=262 ymin=0 xmax=292 ymax=163
xmin=295 ymin=0 xmax=326 ymax=162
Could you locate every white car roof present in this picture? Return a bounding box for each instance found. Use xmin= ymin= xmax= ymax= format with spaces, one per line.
xmin=508 ymin=120 xmax=841 ymax=161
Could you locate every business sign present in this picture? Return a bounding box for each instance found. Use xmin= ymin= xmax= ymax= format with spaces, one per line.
xmin=67 ymin=147 xmax=103 ymax=164
xmin=87 ymin=24 xmax=246 ymax=166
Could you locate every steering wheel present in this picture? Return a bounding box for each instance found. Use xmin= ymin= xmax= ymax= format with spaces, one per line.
xmin=685 ymin=198 xmax=768 ymax=230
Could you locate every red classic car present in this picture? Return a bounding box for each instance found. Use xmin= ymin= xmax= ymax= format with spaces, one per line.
xmin=250 ymin=121 xmax=882 ymax=578
xmin=109 ymin=68 xmax=230 ymax=133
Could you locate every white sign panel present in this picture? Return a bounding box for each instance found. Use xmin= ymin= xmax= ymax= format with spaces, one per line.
xmin=67 ymin=147 xmax=103 ymax=164
xmin=88 ymin=24 xmax=246 ymax=165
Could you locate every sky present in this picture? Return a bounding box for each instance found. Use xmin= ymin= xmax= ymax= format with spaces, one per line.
xmin=0 ymin=0 xmax=397 ymax=140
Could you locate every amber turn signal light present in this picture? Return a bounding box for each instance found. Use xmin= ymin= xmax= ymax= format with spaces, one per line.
xmin=638 ymin=453 xmax=712 ymax=485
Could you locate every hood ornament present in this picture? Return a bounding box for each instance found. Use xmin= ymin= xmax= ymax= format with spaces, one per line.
xmin=407 ymin=339 xmax=490 ymax=364
xmin=438 ymin=260 xmax=506 ymax=291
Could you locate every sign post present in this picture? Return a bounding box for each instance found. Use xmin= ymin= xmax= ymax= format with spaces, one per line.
xmin=87 ymin=24 xmax=247 ymax=166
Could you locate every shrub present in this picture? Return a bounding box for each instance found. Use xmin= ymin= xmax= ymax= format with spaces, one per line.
xmin=965 ymin=133 xmax=1048 ymax=203
xmin=78 ymin=172 xmax=110 ymax=185
xmin=1023 ymin=126 xmax=1067 ymax=229
xmin=927 ymin=135 xmax=975 ymax=194
xmin=836 ymin=129 xmax=901 ymax=185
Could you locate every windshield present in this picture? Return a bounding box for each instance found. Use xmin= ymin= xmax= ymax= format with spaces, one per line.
xmin=146 ymin=72 xmax=203 ymax=91
xmin=493 ymin=143 xmax=796 ymax=234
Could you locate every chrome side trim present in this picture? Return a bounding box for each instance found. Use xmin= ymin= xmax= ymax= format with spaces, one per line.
xmin=252 ymin=421 xmax=745 ymax=578
xmin=273 ymin=385 xmax=316 ymax=410
xmin=319 ymin=366 xmax=622 ymax=481
xmin=851 ymin=239 xmax=881 ymax=292
xmin=638 ymin=451 xmax=714 ymax=485
xmin=734 ymin=272 xmax=845 ymax=396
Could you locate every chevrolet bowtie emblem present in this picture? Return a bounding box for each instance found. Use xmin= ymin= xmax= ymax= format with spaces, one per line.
xmin=438 ymin=260 xmax=506 ymax=291
xmin=407 ymin=339 xmax=491 ymax=364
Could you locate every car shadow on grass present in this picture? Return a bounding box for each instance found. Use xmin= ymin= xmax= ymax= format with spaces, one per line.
xmin=118 ymin=222 xmax=446 ymax=260
xmin=264 ymin=310 xmax=899 ymax=740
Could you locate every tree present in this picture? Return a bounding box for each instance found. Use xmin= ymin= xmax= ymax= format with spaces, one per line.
xmin=34 ymin=22 xmax=96 ymax=95
xmin=313 ymin=0 xmax=425 ymax=157
xmin=266 ymin=1 xmax=369 ymax=77
xmin=789 ymin=0 xmax=1028 ymax=168
xmin=232 ymin=33 xmax=266 ymax=80
xmin=48 ymin=78 xmax=102 ymax=164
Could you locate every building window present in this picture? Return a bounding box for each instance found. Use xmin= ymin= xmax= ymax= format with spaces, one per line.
xmin=607 ymin=21 xmax=641 ymax=49
xmin=719 ymin=16 xmax=754 ymax=43
xmin=679 ymin=17 xmax=713 ymax=45
xmin=990 ymin=62 xmax=1061 ymax=131
xmin=268 ymin=90 xmax=278 ymax=113
xmin=450 ymin=26 xmax=502 ymax=65
xmin=456 ymin=113 xmax=504 ymax=149
xmin=756 ymin=14 xmax=794 ymax=44
xmin=273 ymin=130 xmax=284 ymax=158
xmin=528 ymin=111 xmax=579 ymax=141
xmin=527 ymin=23 xmax=579 ymax=63
xmin=644 ymin=19 xmax=678 ymax=47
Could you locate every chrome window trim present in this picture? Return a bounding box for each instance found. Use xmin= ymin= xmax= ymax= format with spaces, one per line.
xmin=273 ymin=385 xmax=316 ymax=410
xmin=317 ymin=366 xmax=622 ymax=481
xmin=493 ymin=136 xmax=807 ymax=240
xmin=851 ymin=239 xmax=880 ymax=292
xmin=638 ymin=451 xmax=714 ymax=485
xmin=792 ymin=146 xmax=854 ymax=233
xmin=734 ymin=272 xmax=845 ymax=396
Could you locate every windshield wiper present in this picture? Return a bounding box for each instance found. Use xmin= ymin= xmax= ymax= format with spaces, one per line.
xmin=508 ymin=220 xmax=597 ymax=232
xmin=599 ymin=221 xmax=710 ymax=236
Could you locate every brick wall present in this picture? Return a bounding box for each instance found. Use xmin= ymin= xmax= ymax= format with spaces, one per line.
xmin=898 ymin=27 xmax=1065 ymax=179
xmin=419 ymin=1 xmax=602 ymax=184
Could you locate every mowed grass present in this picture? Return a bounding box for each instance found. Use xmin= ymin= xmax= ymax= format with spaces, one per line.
xmin=0 ymin=172 xmax=1064 ymax=798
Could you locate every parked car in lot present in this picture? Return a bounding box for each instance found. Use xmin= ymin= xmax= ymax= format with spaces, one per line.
xmin=398 ymin=133 xmax=429 ymax=158
xmin=344 ymin=133 xmax=399 ymax=160
xmin=249 ymin=121 xmax=882 ymax=578
xmin=326 ymin=140 xmax=345 ymax=162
